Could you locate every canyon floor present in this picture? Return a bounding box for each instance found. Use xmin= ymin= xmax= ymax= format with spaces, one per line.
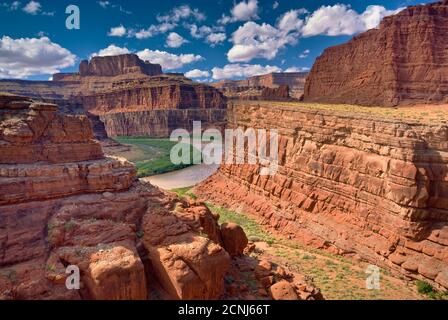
xmin=172 ymin=187 xmax=427 ymax=300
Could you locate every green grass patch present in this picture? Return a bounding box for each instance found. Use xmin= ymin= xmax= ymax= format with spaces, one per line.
xmin=416 ymin=280 xmax=448 ymax=300
xmin=206 ymin=203 xmax=276 ymax=245
xmin=114 ymin=136 xmax=202 ymax=177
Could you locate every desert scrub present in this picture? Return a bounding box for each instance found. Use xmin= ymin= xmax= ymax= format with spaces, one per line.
xmin=205 ymin=203 xmax=276 ymax=245
xmin=416 ymin=280 xmax=448 ymax=300
xmin=114 ymin=137 xmax=202 ymax=177
xmin=171 ymin=187 xmax=197 ymax=199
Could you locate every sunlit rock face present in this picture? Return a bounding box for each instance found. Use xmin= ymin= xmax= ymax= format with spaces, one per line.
xmin=304 ymin=1 xmax=448 ymax=106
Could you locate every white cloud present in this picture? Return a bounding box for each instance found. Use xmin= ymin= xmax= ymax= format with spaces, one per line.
xmin=227 ymin=16 xmax=303 ymax=62
xmin=219 ymin=0 xmax=259 ymax=24
xmin=97 ymin=1 xmax=110 ymax=9
xmin=137 ymin=49 xmax=203 ymax=70
xmin=284 ymin=66 xmax=309 ymax=72
xmin=22 ymin=0 xmax=40 ymax=14
xmin=0 ymin=36 xmax=76 ymax=78
xmin=212 ymin=63 xmax=282 ymax=80
xmin=108 ymin=25 xmax=127 ymax=37
xmin=90 ymin=44 xmax=131 ymax=57
xmin=157 ymin=5 xmax=205 ymax=24
xmin=131 ymin=22 xmax=176 ymax=39
xmin=206 ymin=33 xmax=226 ymax=46
xmin=185 ymin=69 xmax=210 ymax=78
xmin=166 ymin=32 xmax=188 ymax=48
xmin=301 ymin=4 xmax=404 ymax=37
xmin=299 ymin=49 xmax=310 ymax=58
xmin=273 ymin=1 xmax=279 ymax=10
xmin=188 ymin=24 xmax=226 ymax=46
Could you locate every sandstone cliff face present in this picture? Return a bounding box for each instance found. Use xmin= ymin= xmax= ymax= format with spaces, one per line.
xmin=100 ymin=109 xmax=227 ymax=137
xmin=213 ymin=72 xmax=307 ymax=100
xmin=195 ymin=102 xmax=448 ymax=290
xmin=0 ymin=55 xmax=227 ymax=138
xmin=0 ymin=93 xmax=232 ymax=300
xmin=81 ymin=81 xmax=226 ymax=114
xmin=304 ymin=1 xmax=448 ymax=106
xmin=55 ymin=54 xmax=162 ymax=79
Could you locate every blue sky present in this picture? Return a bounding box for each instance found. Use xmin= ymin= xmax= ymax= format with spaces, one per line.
xmin=0 ymin=0 xmax=433 ymax=81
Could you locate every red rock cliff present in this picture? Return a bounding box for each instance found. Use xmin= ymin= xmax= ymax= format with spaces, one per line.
xmin=0 ymin=93 xmax=232 ymax=300
xmin=195 ymin=101 xmax=448 ymax=290
xmin=304 ymin=1 xmax=448 ymax=106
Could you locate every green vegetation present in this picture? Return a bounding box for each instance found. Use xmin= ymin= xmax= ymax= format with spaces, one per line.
xmin=171 ymin=187 xmax=197 ymax=199
xmin=205 ymin=203 xmax=276 ymax=245
xmin=114 ymin=136 xmax=202 ymax=177
xmin=416 ymin=280 xmax=448 ymax=300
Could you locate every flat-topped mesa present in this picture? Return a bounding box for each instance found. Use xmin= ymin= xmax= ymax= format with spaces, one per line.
xmin=213 ymin=72 xmax=307 ymax=100
xmin=53 ymin=54 xmax=163 ymax=81
xmin=304 ymin=0 xmax=448 ymax=106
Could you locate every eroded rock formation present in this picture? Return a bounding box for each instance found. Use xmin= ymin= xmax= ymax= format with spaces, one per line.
xmin=213 ymin=72 xmax=307 ymax=100
xmin=304 ymin=1 xmax=448 ymax=106
xmin=0 ymin=54 xmax=226 ymax=138
xmin=195 ymin=101 xmax=448 ymax=290
xmin=0 ymin=93 xmax=231 ymax=300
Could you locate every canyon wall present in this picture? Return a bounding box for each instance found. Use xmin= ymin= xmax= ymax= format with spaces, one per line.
xmin=0 ymin=93 xmax=232 ymax=300
xmin=0 ymin=54 xmax=227 ymax=138
xmin=213 ymin=72 xmax=307 ymax=99
xmin=100 ymin=109 xmax=227 ymax=137
xmin=195 ymin=101 xmax=448 ymax=290
xmin=304 ymin=1 xmax=448 ymax=106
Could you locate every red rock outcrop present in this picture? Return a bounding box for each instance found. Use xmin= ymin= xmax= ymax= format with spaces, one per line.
xmin=304 ymin=1 xmax=448 ymax=106
xmin=0 ymin=54 xmax=227 ymax=138
xmin=0 ymin=93 xmax=232 ymax=300
xmin=213 ymin=72 xmax=307 ymax=99
xmin=195 ymin=101 xmax=448 ymax=290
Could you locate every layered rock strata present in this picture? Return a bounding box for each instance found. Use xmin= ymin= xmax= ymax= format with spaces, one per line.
xmin=195 ymin=101 xmax=448 ymax=290
xmin=0 ymin=93 xmax=232 ymax=300
xmin=304 ymin=1 xmax=448 ymax=106
xmin=213 ymin=72 xmax=307 ymax=99
xmin=0 ymin=54 xmax=227 ymax=138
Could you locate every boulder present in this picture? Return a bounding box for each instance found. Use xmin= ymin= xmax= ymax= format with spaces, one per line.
xmin=220 ymin=223 xmax=248 ymax=257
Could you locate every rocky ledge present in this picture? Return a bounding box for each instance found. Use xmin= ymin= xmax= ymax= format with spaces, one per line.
xmin=0 ymin=94 xmax=321 ymax=300
xmin=195 ymin=101 xmax=448 ymax=290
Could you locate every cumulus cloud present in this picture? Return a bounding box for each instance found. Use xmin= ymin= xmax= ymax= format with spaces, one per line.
xmin=211 ymin=63 xmax=282 ymax=80
xmin=206 ymin=33 xmax=226 ymax=46
xmin=22 ymin=0 xmax=39 ymax=14
xmin=0 ymin=36 xmax=76 ymax=78
xmin=227 ymin=12 xmax=304 ymax=63
xmin=133 ymin=22 xmax=176 ymax=39
xmin=90 ymin=44 xmax=131 ymax=57
xmin=301 ymin=4 xmax=404 ymax=37
xmin=188 ymin=24 xmax=226 ymax=46
xmin=157 ymin=5 xmax=205 ymax=24
xmin=185 ymin=69 xmax=210 ymax=78
xmin=137 ymin=49 xmax=203 ymax=70
xmin=219 ymin=0 xmax=259 ymax=24
xmin=166 ymin=32 xmax=188 ymax=48
xmin=108 ymin=25 xmax=127 ymax=37
xmin=299 ymin=49 xmax=310 ymax=58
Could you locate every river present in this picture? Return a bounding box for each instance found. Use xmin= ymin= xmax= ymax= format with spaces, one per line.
xmin=142 ymin=163 xmax=219 ymax=190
